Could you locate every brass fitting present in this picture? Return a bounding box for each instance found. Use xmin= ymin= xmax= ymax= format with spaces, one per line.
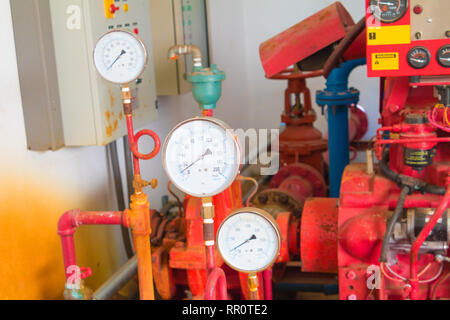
xmin=121 ymin=85 xmax=133 ymax=115
xmin=133 ymin=175 xmax=158 ymax=194
xmin=201 ymin=197 xmax=215 ymax=220
xmin=168 ymin=44 xmax=203 ymax=68
xmin=247 ymin=273 xmax=259 ymax=300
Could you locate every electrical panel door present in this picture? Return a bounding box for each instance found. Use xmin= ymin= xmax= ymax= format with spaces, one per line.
xmin=11 ymin=0 xmax=158 ymax=150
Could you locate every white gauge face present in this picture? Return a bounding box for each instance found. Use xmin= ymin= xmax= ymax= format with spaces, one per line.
xmin=163 ymin=117 xmax=241 ymax=197
xmin=217 ymin=209 xmax=281 ymax=273
xmin=94 ymin=30 xmax=147 ymax=84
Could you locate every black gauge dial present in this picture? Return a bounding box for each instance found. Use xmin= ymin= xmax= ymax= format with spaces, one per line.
xmin=407 ymin=47 xmax=431 ymax=69
xmin=437 ymin=45 xmax=450 ymax=68
xmin=369 ymin=0 xmax=408 ymax=23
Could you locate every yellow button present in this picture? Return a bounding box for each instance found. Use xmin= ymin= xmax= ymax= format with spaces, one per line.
xmin=123 ymin=4 xmax=129 ymax=12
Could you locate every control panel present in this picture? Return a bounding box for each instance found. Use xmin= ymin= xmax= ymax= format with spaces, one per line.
xmin=366 ymin=0 xmax=450 ymax=78
xmin=11 ymin=0 xmax=157 ymax=150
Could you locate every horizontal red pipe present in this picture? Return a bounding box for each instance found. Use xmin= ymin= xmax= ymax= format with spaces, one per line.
xmin=57 ymin=210 xmax=123 ymax=279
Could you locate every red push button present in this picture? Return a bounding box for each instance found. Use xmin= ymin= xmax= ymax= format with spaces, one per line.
xmin=110 ymin=4 xmax=120 ymax=14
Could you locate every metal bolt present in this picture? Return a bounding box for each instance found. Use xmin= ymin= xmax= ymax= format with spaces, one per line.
xmin=346 ymin=271 xmax=357 ymax=280
xmin=347 ymin=294 xmax=358 ymax=300
xmin=415 ymin=32 xmax=422 ymax=40
xmin=446 ymin=30 xmax=450 ymax=38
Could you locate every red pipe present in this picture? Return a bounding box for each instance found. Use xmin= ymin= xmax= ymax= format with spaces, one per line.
xmin=409 ymin=181 xmax=450 ymax=300
xmin=206 ymin=245 xmax=216 ymax=275
xmin=263 ymin=268 xmax=273 ymax=300
xmin=205 ymin=268 xmax=228 ymax=300
xmin=57 ymin=210 xmax=123 ymax=279
xmin=126 ymin=115 xmax=141 ymax=175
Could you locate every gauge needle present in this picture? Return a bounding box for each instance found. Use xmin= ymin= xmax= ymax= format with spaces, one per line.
xmin=108 ymin=49 xmax=126 ymax=70
xmin=181 ymin=148 xmax=212 ymax=173
xmin=230 ymin=234 xmax=257 ymax=252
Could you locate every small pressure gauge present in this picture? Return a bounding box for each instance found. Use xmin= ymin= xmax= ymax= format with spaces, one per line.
xmin=369 ymin=0 xmax=408 ymax=23
xmin=437 ymin=45 xmax=450 ymax=68
xmin=217 ymin=208 xmax=281 ymax=273
xmin=162 ymin=117 xmax=242 ymax=198
xmin=94 ymin=30 xmax=147 ymax=84
xmin=407 ymin=47 xmax=431 ymax=69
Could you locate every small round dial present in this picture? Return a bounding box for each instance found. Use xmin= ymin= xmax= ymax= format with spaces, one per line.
xmin=407 ymin=47 xmax=431 ymax=69
xmin=437 ymin=45 xmax=450 ymax=68
xmin=217 ymin=208 xmax=281 ymax=273
xmin=369 ymin=0 xmax=408 ymax=23
xmin=94 ymin=30 xmax=147 ymax=84
xmin=162 ymin=117 xmax=242 ymax=198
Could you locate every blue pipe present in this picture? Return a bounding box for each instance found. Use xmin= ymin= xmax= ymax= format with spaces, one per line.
xmin=316 ymin=58 xmax=366 ymax=198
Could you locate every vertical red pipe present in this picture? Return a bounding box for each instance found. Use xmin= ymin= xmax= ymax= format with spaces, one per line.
xmin=205 ymin=268 xmax=228 ymax=300
xmin=206 ymin=245 xmax=216 ymax=274
xmin=126 ymin=114 xmax=141 ymax=175
xmin=263 ymin=268 xmax=273 ymax=300
xmin=409 ymin=183 xmax=450 ymax=300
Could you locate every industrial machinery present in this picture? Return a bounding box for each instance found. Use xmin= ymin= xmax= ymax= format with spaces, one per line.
xmin=252 ymin=3 xmax=369 ymax=286
xmin=58 ymin=30 xmax=161 ymax=300
xmin=299 ymin=0 xmax=450 ymax=300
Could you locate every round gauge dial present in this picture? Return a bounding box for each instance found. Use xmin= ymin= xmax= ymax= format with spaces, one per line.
xmin=217 ymin=208 xmax=281 ymax=273
xmin=407 ymin=47 xmax=431 ymax=69
xmin=437 ymin=45 xmax=450 ymax=68
xmin=162 ymin=117 xmax=242 ymax=198
xmin=94 ymin=30 xmax=147 ymax=84
xmin=369 ymin=0 xmax=408 ymax=23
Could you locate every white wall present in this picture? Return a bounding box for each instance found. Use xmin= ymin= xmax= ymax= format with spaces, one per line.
xmin=208 ymin=0 xmax=380 ymax=142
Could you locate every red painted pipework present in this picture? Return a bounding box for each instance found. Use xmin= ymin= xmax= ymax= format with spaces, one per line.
xmin=57 ymin=210 xmax=123 ymax=279
xmin=126 ymin=115 xmax=141 ymax=175
xmin=263 ymin=269 xmax=273 ymax=300
xmin=205 ymin=268 xmax=228 ymax=300
xmin=206 ymin=245 xmax=216 ymax=275
xmin=409 ymin=182 xmax=450 ymax=300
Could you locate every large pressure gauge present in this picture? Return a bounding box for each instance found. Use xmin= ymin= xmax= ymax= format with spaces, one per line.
xmin=162 ymin=117 xmax=242 ymax=198
xmin=94 ymin=30 xmax=147 ymax=84
xmin=369 ymin=0 xmax=408 ymax=23
xmin=217 ymin=208 xmax=281 ymax=273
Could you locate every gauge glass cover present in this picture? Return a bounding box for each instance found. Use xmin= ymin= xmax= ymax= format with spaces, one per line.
xmin=163 ymin=117 xmax=241 ymax=198
xmin=369 ymin=0 xmax=408 ymax=23
xmin=437 ymin=45 xmax=450 ymax=68
xmin=217 ymin=209 xmax=281 ymax=273
xmin=407 ymin=46 xmax=431 ymax=69
xmin=94 ymin=30 xmax=147 ymax=84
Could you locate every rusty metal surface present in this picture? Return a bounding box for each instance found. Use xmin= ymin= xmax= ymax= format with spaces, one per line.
xmin=301 ymin=198 xmax=339 ymax=273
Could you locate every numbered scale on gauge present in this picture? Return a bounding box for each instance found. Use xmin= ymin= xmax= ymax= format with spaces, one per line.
xmin=369 ymin=0 xmax=408 ymax=23
xmin=217 ymin=208 xmax=281 ymax=273
xmin=162 ymin=117 xmax=242 ymax=198
xmin=94 ymin=30 xmax=147 ymax=84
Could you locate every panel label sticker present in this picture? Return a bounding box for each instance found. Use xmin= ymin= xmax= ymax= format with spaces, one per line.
xmin=367 ymin=25 xmax=411 ymax=46
xmin=371 ymin=52 xmax=400 ymax=71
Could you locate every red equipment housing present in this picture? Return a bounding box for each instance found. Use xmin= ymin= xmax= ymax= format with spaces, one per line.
xmin=300 ymin=0 xmax=450 ymax=301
